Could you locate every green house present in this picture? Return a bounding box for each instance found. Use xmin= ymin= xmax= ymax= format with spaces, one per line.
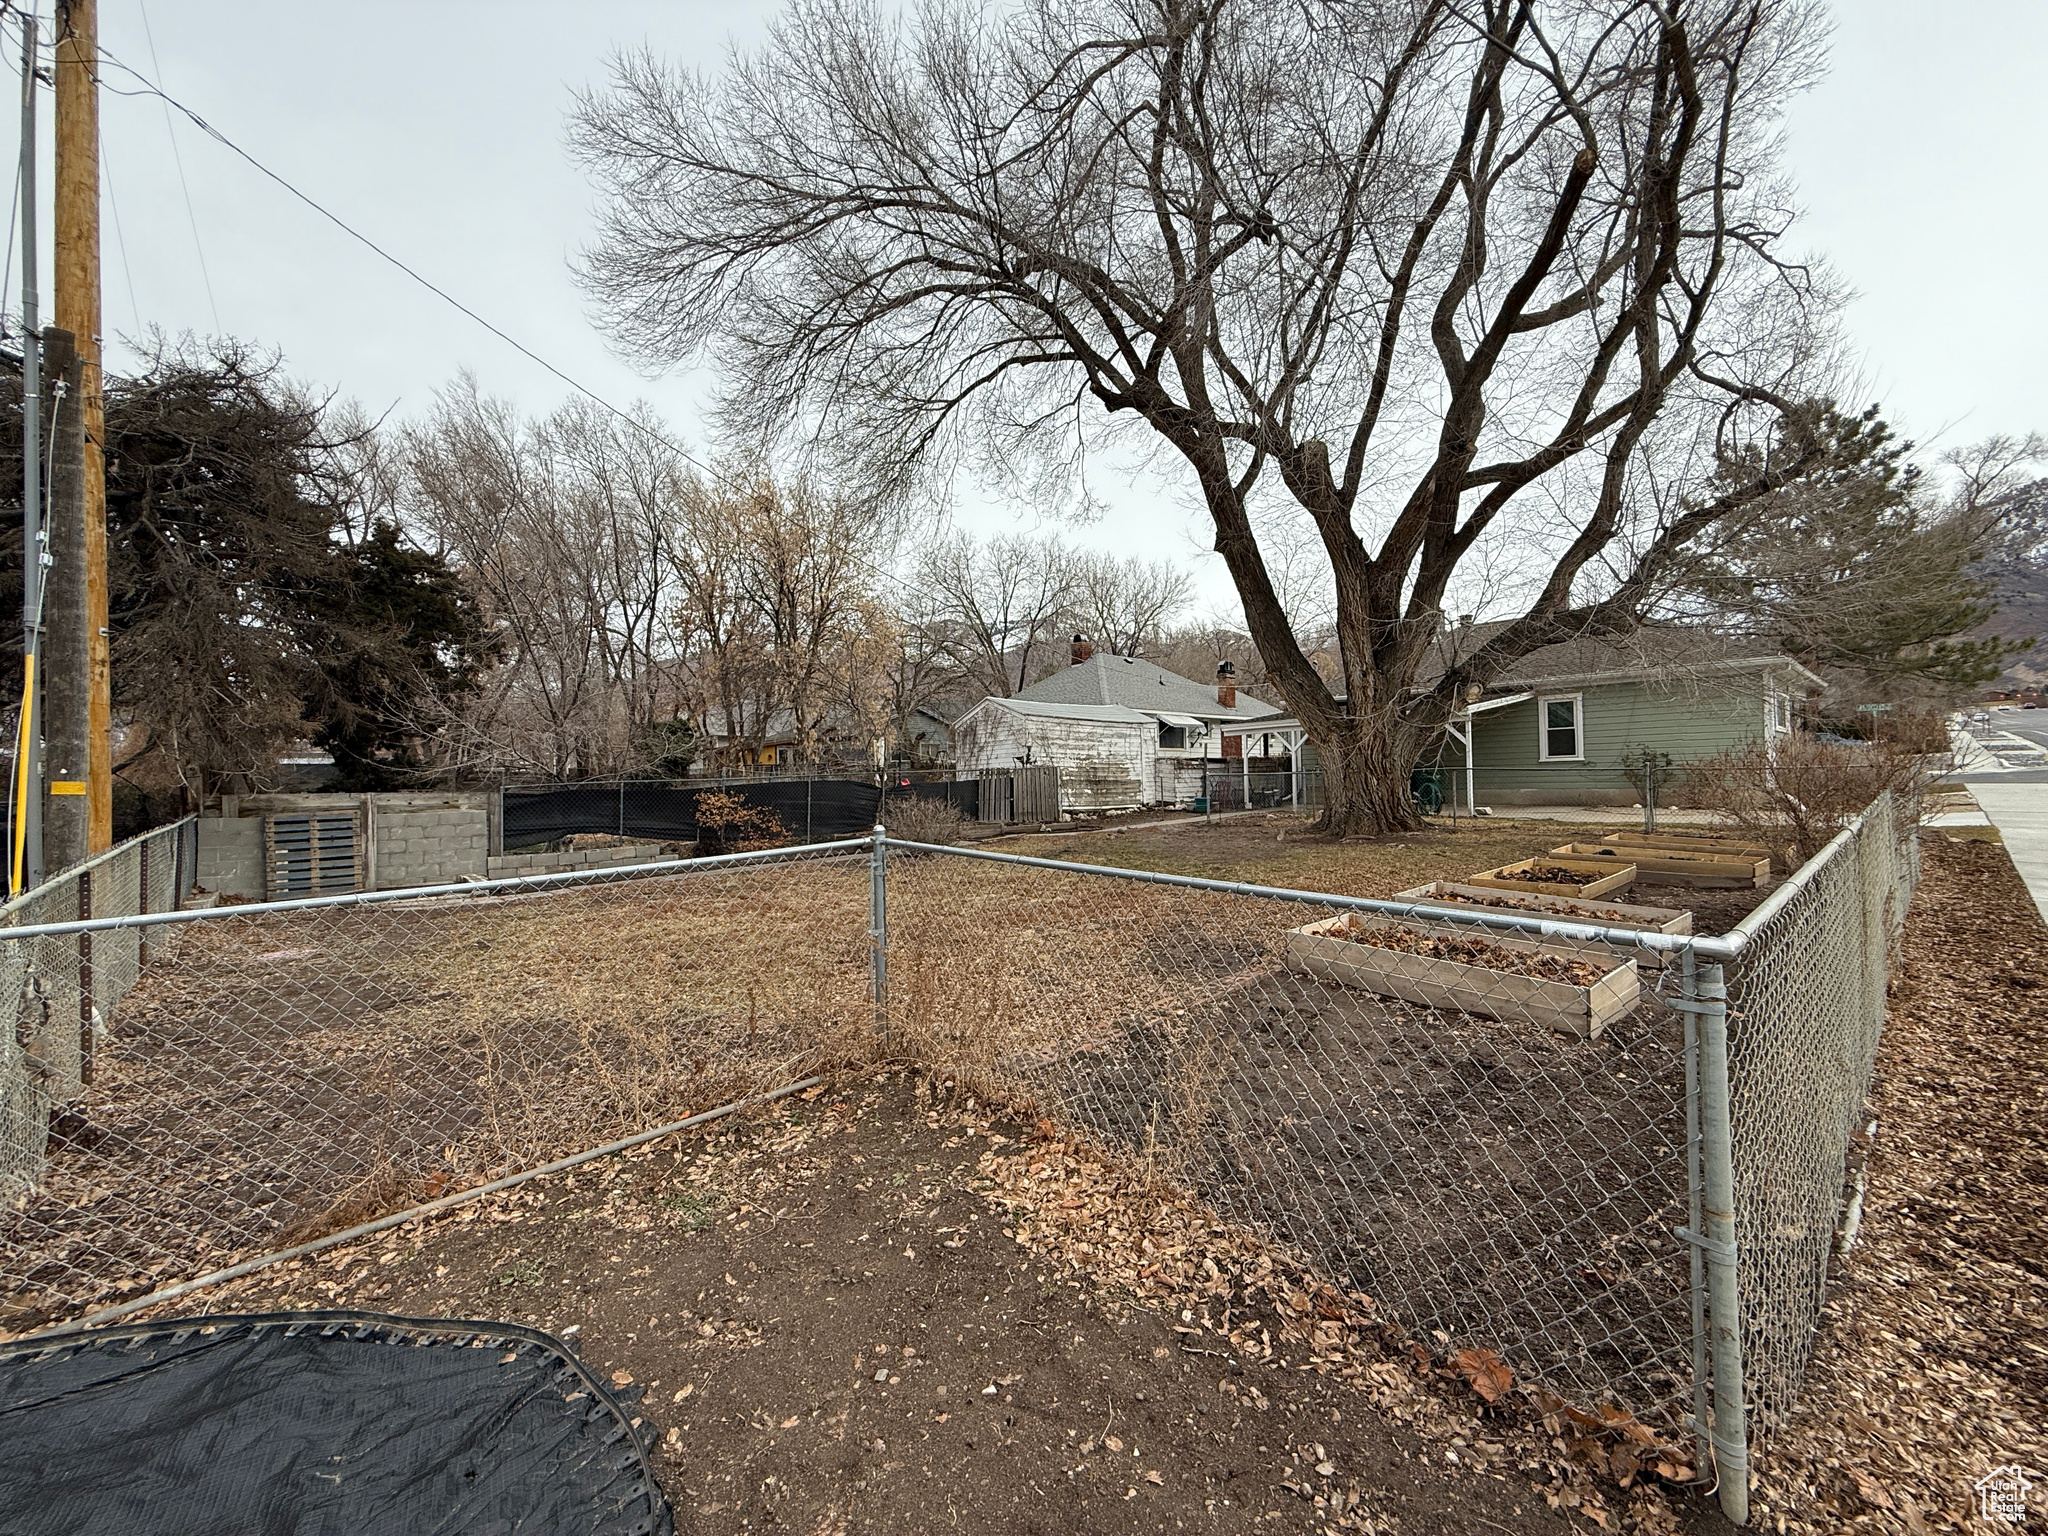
xmin=1263 ymin=630 xmax=1825 ymax=812
xmin=1434 ymin=634 xmax=1824 ymax=809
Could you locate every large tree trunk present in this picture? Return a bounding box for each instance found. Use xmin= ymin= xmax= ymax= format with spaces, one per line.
xmin=1301 ymin=707 xmax=1425 ymax=838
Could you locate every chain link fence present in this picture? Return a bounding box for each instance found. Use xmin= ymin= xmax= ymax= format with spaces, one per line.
xmin=0 ymin=799 xmax=1917 ymax=1522
xmin=1718 ymin=794 xmax=1917 ymax=1437
xmin=2 ymin=819 xmax=199 ymax=1207
xmin=0 ymin=841 xmax=871 ymax=1333
xmin=883 ymin=840 xmax=1699 ymax=1409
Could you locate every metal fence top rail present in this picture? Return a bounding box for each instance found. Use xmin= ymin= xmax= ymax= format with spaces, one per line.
xmin=881 ymin=834 xmax=1725 ymax=958
xmin=0 ymin=803 xmax=1892 ymax=958
xmin=0 ymin=836 xmax=871 ymax=943
xmin=0 ymin=815 xmax=198 ymax=925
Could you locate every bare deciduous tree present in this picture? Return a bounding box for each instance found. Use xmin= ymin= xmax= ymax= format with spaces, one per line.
xmin=916 ymin=531 xmax=1080 ymax=696
xmin=574 ymin=0 xmax=1842 ymax=832
xmin=1072 ymin=551 xmax=1196 ymax=657
xmin=404 ymin=378 xmax=691 ymax=779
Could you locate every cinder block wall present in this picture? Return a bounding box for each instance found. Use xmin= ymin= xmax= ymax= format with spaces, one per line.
xmin=372 ymin=808 xmax=488 ymax=889
xmin=485 ymin=843 xmax=664 ymax=880
xmin=194 ymin=817 xmax=265 ymax=900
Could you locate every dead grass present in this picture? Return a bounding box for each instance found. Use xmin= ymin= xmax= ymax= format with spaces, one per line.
xmin=998 ymin=814 xmax=1609 ymax=897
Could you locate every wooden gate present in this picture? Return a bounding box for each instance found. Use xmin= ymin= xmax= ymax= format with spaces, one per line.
xmin=1012 ymin=765 xmax=1061 ymax=822
xmin=974 ymin=765 xmax=1062 ymax=824
xmin=975 ymin=769 xmax=1012 ymax=824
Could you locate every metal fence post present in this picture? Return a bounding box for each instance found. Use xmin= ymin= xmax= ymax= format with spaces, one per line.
xmin=868 ymin=822 xmax=888 ymax=1046
xmin=76 ymin=867 xmax=93 ymax=1086
xmin=1678 ymin=945 xmax=1710 ymax=1479
xmin=1687 ymin=956 xmax=1749 ymax=1524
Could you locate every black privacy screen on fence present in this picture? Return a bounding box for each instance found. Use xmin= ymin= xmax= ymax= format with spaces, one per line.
xmin=0 ymin=1311 xmax=672 ymax=1536
xmin=503 ymin=778 xmax=884 ymax=849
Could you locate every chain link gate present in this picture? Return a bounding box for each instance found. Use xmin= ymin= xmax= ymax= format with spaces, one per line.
xmin=0 ymin=798 xmax=1917 ymax=1526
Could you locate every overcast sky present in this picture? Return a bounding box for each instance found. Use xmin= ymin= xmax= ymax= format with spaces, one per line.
xmin=34 ymin=1 xmax=2048 ymax=614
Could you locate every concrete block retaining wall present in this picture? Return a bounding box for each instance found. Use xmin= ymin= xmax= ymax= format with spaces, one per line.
xmin=485 ymin=843 xmax=664 ymax=879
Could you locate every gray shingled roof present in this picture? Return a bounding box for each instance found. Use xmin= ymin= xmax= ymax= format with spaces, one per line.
xmin=968 ymin=697 xmax=1156 ymax=724
xmin=1014 ymin=653 xmax=1274 ymax=720
xmin=1429 ymin=623 xmax=1824 ymax=691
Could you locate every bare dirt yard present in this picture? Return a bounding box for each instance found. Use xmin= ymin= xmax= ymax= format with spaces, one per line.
xmin=185 ymin=1072 xmax=1652 ymax=1536
xmin=121 ymin=830 xmax=2038 ymax=1534
xmin=45 ymin=814 xmax=2022 ymax=1534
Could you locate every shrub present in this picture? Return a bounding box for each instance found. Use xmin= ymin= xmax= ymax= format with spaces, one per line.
xmin=881 ymin=793 xmax=969 ymax=846
xmin=692 ymin=790 xmax=791 ymax=853
xmin=1684 ymin=730 xmax=1950 ymax=866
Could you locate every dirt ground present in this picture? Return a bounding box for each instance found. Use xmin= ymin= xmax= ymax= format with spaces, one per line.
xmin=188 ymin=1073 xmax=1625 ymax=1536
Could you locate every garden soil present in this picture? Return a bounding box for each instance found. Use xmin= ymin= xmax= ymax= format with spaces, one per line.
xmin=187 ymin=1075 xmax=1609 ymax=1535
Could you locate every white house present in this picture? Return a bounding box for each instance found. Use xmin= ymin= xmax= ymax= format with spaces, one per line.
xmin=952 ymin=641 xmax=1281 ymax=810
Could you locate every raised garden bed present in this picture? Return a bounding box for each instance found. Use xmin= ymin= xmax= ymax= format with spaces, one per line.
xmin=1464 ymin=857 xmax=1636 ymax=899
xmin=1550 ymin=842 xmax=1769 ymax=888
xmin=1391 ymin=882 xmax=1692 ymax=969
xmin=1596 ymin=830 xmax=1789 ymax=874
xmin=1284 ymin=913 xmax=1640 ymax=1038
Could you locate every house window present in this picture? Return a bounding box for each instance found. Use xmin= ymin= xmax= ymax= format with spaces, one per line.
xmin=1158 ymin=722 xmax=1189 ymax=750
xmin=1538 ymin=694 xmax=1583 ymax=761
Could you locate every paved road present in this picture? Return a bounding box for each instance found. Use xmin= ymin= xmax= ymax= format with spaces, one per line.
xmin=1955 ymin=710 xmax=2048 ymax=784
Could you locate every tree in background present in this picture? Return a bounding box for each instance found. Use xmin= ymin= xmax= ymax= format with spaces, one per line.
xmin=1071 ymin=552 xmax=1195 ymax=660
xmin=685 ymin=461 xmax=899 ymax=766
xmin=1669 ymin=413 xmax=2039 ymax=710
xmin=404 ymin=379 xmax=695 ymax=780
xmin=574 ymin=0 xmax=1844 ymax=834
xmin=2 ymin=340 xmax=490 ymax=797
xmin=916 ymin=532 xmax=1079 ymax=697
xmin=299 ymin=521 xmax=498 ymax=790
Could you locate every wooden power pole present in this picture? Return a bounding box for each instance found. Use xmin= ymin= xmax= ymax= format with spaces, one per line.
xmin=53 ymin=0 xmax=107 ymax=853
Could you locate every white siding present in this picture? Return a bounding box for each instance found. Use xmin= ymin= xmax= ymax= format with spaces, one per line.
xmin=955 ymin=703 xmax=1152 ymax=810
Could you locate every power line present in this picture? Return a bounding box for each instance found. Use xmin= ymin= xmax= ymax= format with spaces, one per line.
xmin=134 ymin=0 xmax=218 ymax=332
xmin=100 ymin=112 xmax=141 ymax=338
xmin=92 ymin=41 xmax=924 ymax=599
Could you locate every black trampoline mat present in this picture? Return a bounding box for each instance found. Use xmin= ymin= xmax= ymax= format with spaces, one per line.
xmin=0 ymin=1310 xmax=673 ymax=1536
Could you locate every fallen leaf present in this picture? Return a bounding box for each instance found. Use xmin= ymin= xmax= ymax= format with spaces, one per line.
xmin=1449 ymin=1347 xmax=1513 ymax=1403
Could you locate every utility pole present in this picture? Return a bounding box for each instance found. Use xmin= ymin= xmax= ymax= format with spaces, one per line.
xmin=11 ymin=8 xmax=44 ymax=895
xmin=41 ymin=326 xmax=86 ymax=872
xmin=53 ymin=0 xmax=105 ymax=853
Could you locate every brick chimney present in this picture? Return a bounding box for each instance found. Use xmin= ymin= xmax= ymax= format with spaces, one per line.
xmin=1216 ymin=660 xmax=1237 ymax=708
xmin=1071 ymin=634 xmax=1094 ymax=666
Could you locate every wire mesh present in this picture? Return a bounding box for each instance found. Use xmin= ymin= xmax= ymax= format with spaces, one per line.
xmin=0 ymin=845 xmax=868 ymax=1333
xmin=883 ymin=849 xmax=1700 ymax=1418
xmin=0 ymin=801 xmax=1918 ymax=1463
xmin=1720 ymin=793 xmax=1915 ymax=1437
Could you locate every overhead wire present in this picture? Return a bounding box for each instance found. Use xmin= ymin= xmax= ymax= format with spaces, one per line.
xmin=134 ymin=0 xmax=218 ymax=333
xmin=100 ymin=118 xmax=140 ymax=340
xmin=88 ymin=42 xmax=925 ymax=598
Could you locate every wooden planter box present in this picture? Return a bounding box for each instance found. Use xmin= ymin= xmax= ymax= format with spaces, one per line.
xmin=1391 ymin=882 xmax=1692 ymax=969
xmin=1285 ymin=914 xmax=1639 ymax=1039
xmin=1597 ymin=830 xmax=1789 ymax=874
xmin=1464 ymin=857 xmax=1636 ymax=899
xmin=1550 ymin=842 xmax=1768 ymax=888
